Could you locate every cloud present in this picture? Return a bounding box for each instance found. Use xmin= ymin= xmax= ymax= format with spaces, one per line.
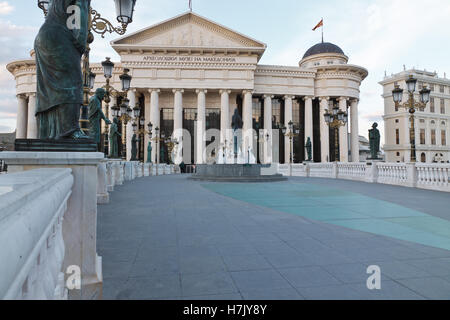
xmin=0 ymin=1 xmax=13 ymax=15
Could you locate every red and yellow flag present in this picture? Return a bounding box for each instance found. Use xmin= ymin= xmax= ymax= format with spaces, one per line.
xmin=312 ymin=19 xmax=323 ymax=31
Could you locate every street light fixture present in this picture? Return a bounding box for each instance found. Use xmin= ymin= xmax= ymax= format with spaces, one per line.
xmin=324 ymin=103 xmax=348 ymax=162
xmin=391 ymin=75 xmax=431 ymax=162
xmin=283 ymin=120 xmax=300 ymax=176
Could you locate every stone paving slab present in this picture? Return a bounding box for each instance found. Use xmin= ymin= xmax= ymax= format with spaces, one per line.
xmin=98 ymin=175 xmax=450 ymax=300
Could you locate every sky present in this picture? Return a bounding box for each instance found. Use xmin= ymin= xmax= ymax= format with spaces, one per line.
xmin=1 ymin=0 xmax=450 ymax=144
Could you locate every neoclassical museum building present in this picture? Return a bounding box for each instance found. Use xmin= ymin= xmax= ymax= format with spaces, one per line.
xmin=7 ymin=12 xmax=368 ymax=164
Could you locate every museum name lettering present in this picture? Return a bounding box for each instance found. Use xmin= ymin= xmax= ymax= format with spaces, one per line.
xmin=142 ymin=56 xmax=237 ymax=63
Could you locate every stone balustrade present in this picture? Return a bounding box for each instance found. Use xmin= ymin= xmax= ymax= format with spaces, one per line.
xmin=278 ymin=162 xmax=450 ymax=193
xmin=0 ymin=168 xmax=73 ymax=300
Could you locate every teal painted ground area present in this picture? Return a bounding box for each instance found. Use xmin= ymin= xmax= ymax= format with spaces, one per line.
xmin=203 ymin=183 xmax=450 ymax=251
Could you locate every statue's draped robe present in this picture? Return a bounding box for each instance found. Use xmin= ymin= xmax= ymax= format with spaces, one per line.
xmin=34 ymin=0 xmax=89 ymax=139
xmin=369 ymin=128 xmax=381 ymax=158
xmin=131 ymin=134 xmax=138 ymax=160
xmin=88 ymin=96 xmax=108 ymax=144
xmin=109 ymin=122 xmax=120 ymax=158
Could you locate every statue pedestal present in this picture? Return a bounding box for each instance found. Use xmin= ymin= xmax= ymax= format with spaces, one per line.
xmin=1 ymin=151 xmax=104 ymax=300
xmin=15 ymin=139 xmax=98 ymax=152
xmin=366 ymin=158 xmax=384 ymax=164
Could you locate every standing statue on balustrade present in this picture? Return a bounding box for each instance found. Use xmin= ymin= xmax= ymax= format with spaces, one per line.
xmin=109 ymin=118 xmax=121 ymax=158
xmin=34 ymin=0 xmax=91 ymax=139
xmin=131 ymin=133 xmax=139 ymax=161
xmin=305 ymin=137 xmax=312 ymax=162
xmin=88 ymin=88 xmax=111 ymax=151
xmin=369 ymin=122 xmax=381 ymax=160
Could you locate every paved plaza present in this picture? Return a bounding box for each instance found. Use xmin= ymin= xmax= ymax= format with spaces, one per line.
xmin=98 ymin=175 xmax=450 ymax=300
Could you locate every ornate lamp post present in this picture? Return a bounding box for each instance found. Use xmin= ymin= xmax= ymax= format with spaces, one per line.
xmin=392 ymin=75 xmax=431 ymax=163
xmin=324 ymin=103 xmax=348 ymax=162
xmin=38 ymin=0 xmax=137 ymax=135
xmin=282 ymin=121 xmax=300 ymax=176
xmin=111 ymin=99 xmax=133 ymax=159
xmin=98 ymin=57 xmax=133 ymax=154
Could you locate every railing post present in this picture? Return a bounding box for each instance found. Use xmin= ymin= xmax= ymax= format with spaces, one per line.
xmin=406 ymin=163 xmax=418 ymax=188
xmin=365 ymin=162 xmax=378 ymax=183
xmin=332 ymin=162 xmax=338 ymax=179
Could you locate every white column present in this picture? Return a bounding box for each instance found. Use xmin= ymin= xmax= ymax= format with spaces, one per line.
xmin=304 ymin=96 xmax=314 ymax=161
xmin=242 ymin=90 xmax=254 ymax=163
xmin=263 ymin=95 xmax=273 ymax=164
xmin=27 ymin=93 xmax=38 ymax=139
xmin=350 ymin=99 xmax=359 ymax=162
xmin=149 ymin=89 xmax=160 ymax=164
xmin=173 ymin=89 xmax=184 ymax=165
xmin=284 ymin=95 xmax=294 ymax=163
xmin=16 ymin=94 xmax=28 ymax=139
xmin=126 ymin=89 xmax=137 ymax=161
xmin=196 ymin=89 xmax=207 ymax=164
xmin=220 ymin=90 xmax=231 ymax=145
xmin=320 ymin=97 xmax=330 ymax=163
xmin=339 ymin=97 xmax=349 ymax=162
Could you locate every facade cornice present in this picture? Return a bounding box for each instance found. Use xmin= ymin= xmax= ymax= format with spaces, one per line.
xmin=121 ymin=60 xmax=257 ymax=70
xmin=6 ymin=60 xmax=36 ymax=75
xmin=255 ymin=65 xmax=316 ymax=77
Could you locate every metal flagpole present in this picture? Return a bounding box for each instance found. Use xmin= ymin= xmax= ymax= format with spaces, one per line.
xmin=322 ymin=17 xmax=324 ymax=43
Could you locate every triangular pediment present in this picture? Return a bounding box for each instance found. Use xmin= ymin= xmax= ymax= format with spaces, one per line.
xmin=111 ymin=12 xmax=266 ymax=50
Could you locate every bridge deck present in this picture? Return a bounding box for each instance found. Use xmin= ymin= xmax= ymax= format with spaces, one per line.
xmin=98 ymin=175 xmax=450 ymax=300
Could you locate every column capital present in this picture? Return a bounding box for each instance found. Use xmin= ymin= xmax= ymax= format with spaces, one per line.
xmin=196 ymin=89 xmax=208 ymax=94
xmin=17 ymin=94 xmax=27 ymax=100
xmin=148 ymin=89 xmax=160 ymax=94
xmin=263 ymin=94 xmax=274 ymax=99
xmin=319 ymin=96 xmax=330 ymax=102
xmin=172 ymin=89 xmax=184 ymax=94
xmin=27 ymin=92 xmax=36 ymax=98
xmin=339 ymin=96 xmax=350 ymax=102
xmin=284 ymin=95 xmax=295 ymax=101
xmin=242 ymin=90 xmax=254 ymax=96
xmin=219 ymin=89 xmax=231 ymax=95
xmin=350 ymin=98 xmax=360 ymax=104
xmin=302 ymin=96 xmax=315 ymax=101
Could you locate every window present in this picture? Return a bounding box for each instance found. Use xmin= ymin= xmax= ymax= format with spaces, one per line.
xmin=441 ymin=99 xmax=446 ymax=114
xmin=418 ymin=82 xmax=423 ymax=90
xmin=420 ymin=119 xmax=425 ymax=123
xmin=440 ymin=85 xmax=445 ymax=93
xmin=395 ymin=119 xmax=399 ymax=123
xmin=430 ymin=84 xmax=435 ymax=92
xmin=442 ymin=121 xmax=446 ymax=126
xmin=430 ymin=98 xmax=435 ymax=113
xmin=442 ymin=130 xmax=447 ymax=146
xmin=421 ymin=153 xmax=426 ymax=163
xmin=396 ymin=152 xmax=400 ymax=157
xmin=396 ymin=129 xmax=400 ymax=145
xmin=431 ymin=129 xmax=436 ymax=145
xmin=420 ymin=129 xmax=426 ymax=145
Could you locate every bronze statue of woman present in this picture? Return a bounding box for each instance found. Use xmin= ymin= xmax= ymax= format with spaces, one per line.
xmin=34 ymin=0 xmax=91 ymax=139
xmin=109 ymin=118 xmax=121 ymax=158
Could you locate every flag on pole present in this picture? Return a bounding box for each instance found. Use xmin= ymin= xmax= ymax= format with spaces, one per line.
xmin=189 ymin=0 xmax=192 ymax=11
xmin=312 ymin=19 xmax=323 ymax=31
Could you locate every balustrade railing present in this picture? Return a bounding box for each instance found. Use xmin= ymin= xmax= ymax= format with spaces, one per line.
xmin=0 ymin=169 xmax=73 ymax=300
xmin=277 ymin=162 xmax=450 ymax=193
